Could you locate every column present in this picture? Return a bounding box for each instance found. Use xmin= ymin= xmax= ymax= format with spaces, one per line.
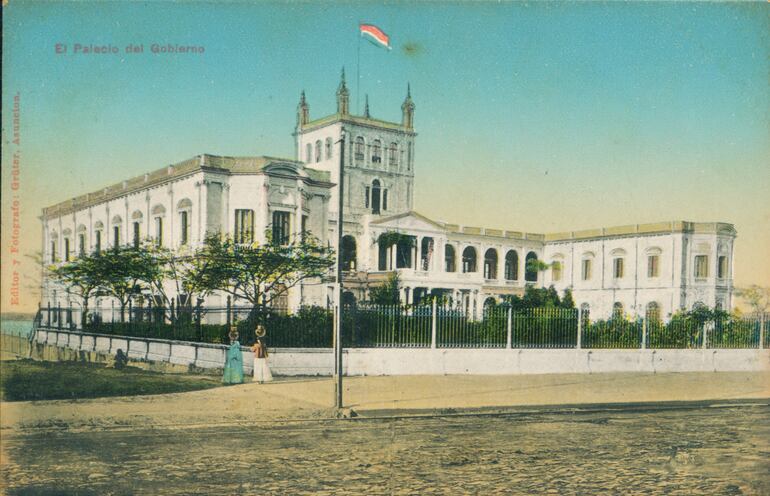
xmin=195 ymin=182 xmax=202 ymax=245
xmin=415 ymin=236 xmax=422 ymax=270
xmin=255 ymin=180 xmax=269 ymax=243
xmin=168 ymin=185 xmax=175 ymax=247
xmin=295 ymin=182 xmax=305 ymax=239
xmin=433 ymin=239 xmax=441 ymax=272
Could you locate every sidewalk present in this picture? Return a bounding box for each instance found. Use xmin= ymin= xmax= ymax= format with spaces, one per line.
xmin=2 ymin=372 xmax=768 ymax=432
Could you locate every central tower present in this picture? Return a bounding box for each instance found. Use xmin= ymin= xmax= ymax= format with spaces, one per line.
xmin=294 ymin=69 xmax=417 ymax=234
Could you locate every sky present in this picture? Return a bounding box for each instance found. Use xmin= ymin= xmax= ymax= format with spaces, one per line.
xmin=2 ymin=1 xmax=769 ymax=313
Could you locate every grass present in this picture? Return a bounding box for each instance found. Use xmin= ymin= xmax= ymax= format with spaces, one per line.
xmin=0 ymin=359 xmax=223 ymax=402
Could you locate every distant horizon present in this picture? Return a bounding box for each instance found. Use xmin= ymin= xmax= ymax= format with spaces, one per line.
xmin=2 ymin=1 xmax=768 ymax=312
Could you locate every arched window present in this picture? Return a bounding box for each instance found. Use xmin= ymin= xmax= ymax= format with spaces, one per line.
xmin=462 ymin=246 xmax=477 ymax=273
xmin=378 ymin=235 xmax=389 ymax=271
xmin=612 ymin=302 xmax=624 ymax=320
xmin=483 ymin=297 xmax=497 ymax=311
xmin=389 ymin=142 xmax=398 ymax=166
xmin=524 ymin=252 xmax=538 ymax=282
xmin=420 ymin=237 xmax=434 ymax=271
xmin=355 ymin=136 xmax=365 ymax=162
xmin=177 ymin=198 xmax=192 ymax=246
xmin=50 ymin=233 xmax=58 ymax=263
xmin=131 ymin=210 xmax=143 ymax=248
xmin=61 ymin=229 xmax=71 ymax=262
xmin=325 ymin=137 xmax=333 ymax=159
xmin=77 ymin=225 xmax=87 ymax=257
xmin=93 ymin=221 xmax=104 ymax=254
xmin=306 ymin=143 xmax=312 ymax=163
xmin=484 ymin=248 xmax=498 ymax=280
xmin=342 ymin=291 xmax=357 ymax=308
xmin=371 ymin=179 xmax=381 ymax=214
xmin=504 ymin=250 xmax=519 ymax=280
xmin=111 ymin=215 xmax=123 ymax=247
xmin=372 ymin=139 xmax=382 ymax=163
xmin=445 ymin=244 xmax=456 ymax=272
xmin=646 ymin=301 xmax=661 ymax=322
xmin=610 ymin=248 xmax=626 ymax=280
xmin=580 ymin=303 xmax=590 ymax=319
xmin=341 ymin=235 xmax=357 ymax=271
xmin=152 ymin=205 xmax=166 ymax=248
xmin=315 ymin=140 xmax=322 ymax=162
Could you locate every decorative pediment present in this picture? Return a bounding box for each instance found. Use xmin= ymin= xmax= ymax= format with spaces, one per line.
xmin=264 ymin=161 xmax=305 ymax=178
xmin=370 ymin=211 xmax=446 ymax=234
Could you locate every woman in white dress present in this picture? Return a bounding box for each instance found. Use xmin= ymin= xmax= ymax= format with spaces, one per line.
xmin=251 ymin=325 xmax=273 ymax=383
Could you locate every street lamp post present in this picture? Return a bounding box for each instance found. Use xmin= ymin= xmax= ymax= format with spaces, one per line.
xmin=333 ymin=129 xmax=346 ymax=409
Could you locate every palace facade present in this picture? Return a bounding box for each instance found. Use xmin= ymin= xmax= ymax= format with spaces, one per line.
xmin=41 ymin=72 xmax=736 ymax=319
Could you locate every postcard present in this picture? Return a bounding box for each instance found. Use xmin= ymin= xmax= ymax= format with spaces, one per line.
xmin=1 ymin=2 xmax=768 ymax=494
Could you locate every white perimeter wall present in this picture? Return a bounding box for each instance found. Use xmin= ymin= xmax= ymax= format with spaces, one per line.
xmin=35 ymin=329 xmax=769 ymax=377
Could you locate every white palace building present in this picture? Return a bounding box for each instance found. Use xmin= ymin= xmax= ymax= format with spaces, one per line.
xmin=41 ymin=73 xmax=736 ymax=320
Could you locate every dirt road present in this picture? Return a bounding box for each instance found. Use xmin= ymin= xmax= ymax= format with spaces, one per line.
xmin=2 ymin=403 xmax=768 ymax=495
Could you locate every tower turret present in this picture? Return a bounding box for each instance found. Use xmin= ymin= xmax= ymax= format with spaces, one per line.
xmin=401 ymin=83 xmax=415 ymax=129
xmin=297 ymin=90 xmax=309 ymax=127
xmin=336 ymin=68 xmax=350 ymax=115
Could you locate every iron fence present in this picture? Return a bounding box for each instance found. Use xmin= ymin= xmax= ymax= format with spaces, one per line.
xmin=582 ymin=317 xmax=643 ymax=349
xmin=437 ymin=304 xmax=507 ymax=348
xmin=345 ymin=303 xmax=432 ymax=348
xmin=35 ymin=303 xmax=768 ymax=351
xmin=512 ymin=307 xmax=578 ymax=349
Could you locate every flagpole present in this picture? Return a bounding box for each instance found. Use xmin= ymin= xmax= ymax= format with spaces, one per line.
xmin=356 ymin=22 xmax=361 ymax=115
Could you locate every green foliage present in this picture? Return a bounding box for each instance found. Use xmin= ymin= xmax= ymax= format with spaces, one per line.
xmin=509 ymin=307 xmax=578 ymax=348
xmin=186 ymin=233 xmax=335 ymax=310
xmin=561 ymin=288 xmax=575 ymax=309
xmin=48 ymin=253 xmax=105 ymax=324
xmin=369 ymin=272 xmax=401 ymax=305
xmin=582 ymin=318 xmax=643 ymax=349
xmin=91 ymin=246 xmax=160 ymax=320
xmin=504 ymin=285 xmax=575 ymax=310
xmin=526 ymin=258 xmax=550 ymax=274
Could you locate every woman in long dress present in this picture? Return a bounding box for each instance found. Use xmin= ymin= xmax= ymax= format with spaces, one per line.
xmin=222 ymin=327 xmax=244 ymax=384
xmin=251 ymin=326 xmax=273 ymax=383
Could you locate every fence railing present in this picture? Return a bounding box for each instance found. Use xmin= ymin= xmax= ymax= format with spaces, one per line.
xmin=35 ymin=303 xmax=769 ymax=351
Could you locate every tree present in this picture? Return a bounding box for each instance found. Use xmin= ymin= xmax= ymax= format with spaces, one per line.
xmin=504 ymin=285 xmax=574 ymax=310
xmin=561 ymin=288 xmax=575 ymax=309
xmin=139 ymin=243 xmax=202 ymax=322
xmin=189 ymin=233 xmax=334 ymax=316
xmin=736 ymin=285 xmax=770 ymax=315
xmin=48 ymin=253 xmax=104 ymax=326
xmin=369 ymin=272 xmax=401 ymax=305
xmin=93 ymin=246 xmax=155 ymax=321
